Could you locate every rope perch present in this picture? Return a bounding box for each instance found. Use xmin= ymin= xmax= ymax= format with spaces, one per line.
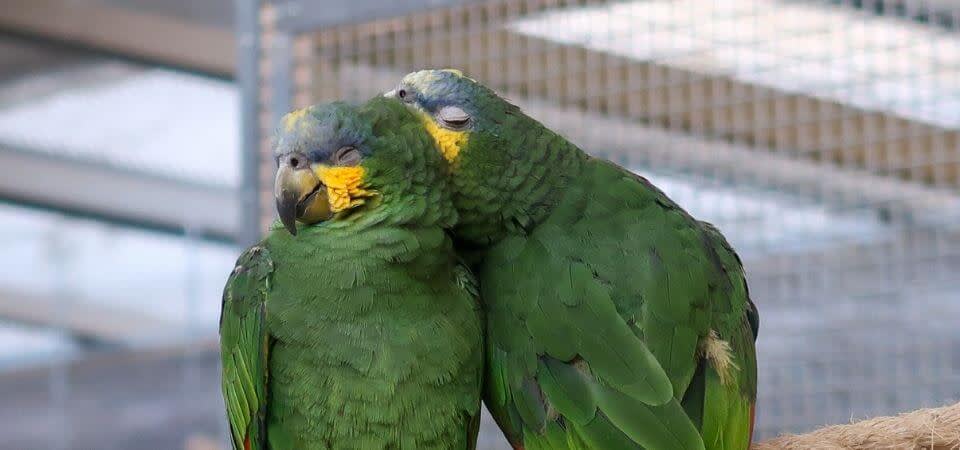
xmin=753 ymin=402 xmax=960 ymax=450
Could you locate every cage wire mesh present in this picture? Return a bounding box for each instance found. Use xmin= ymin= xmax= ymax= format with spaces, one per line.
xmin=0 ymin=9 xmax=238 ymax=448
xmin=9 ymin=0 xmax=955 ymax=447
xmin=255 ymin=0 xmax=960 ymax=441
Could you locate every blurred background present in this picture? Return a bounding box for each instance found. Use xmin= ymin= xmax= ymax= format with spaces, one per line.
xmin=0 ymin=0 xmax=958 ymax=448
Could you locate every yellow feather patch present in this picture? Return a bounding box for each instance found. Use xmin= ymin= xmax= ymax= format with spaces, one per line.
xmin=281 ymin=108 xmax=309 ymax=132
xmin=700 ymin=330 xmax=739 ymax=386
xmin=418 ymin=112 xmax=469 ymax=162
xmin=313 ymin=165 xmax=372 ymax=212
xmin=440 ymin=68 xmax=477 ymax=82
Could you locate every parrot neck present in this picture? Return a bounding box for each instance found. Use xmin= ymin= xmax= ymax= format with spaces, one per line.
xmin=451 ymin=125 xmax=586 ymax=246
xmin=352 ymin=189 xmax=458 ymax=230
xmin=313 ymin=160 xmax=459 ymax=232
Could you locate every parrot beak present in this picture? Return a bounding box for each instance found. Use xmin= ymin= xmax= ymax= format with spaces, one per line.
xmin=274 ymin=153 xmax=332 ymax=236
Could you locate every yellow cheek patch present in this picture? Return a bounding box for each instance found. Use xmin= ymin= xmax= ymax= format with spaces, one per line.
xmin=419 ymin=113 xmax=469 ymax=163
xmin=313 ymin=165 xmax=372 ymax=212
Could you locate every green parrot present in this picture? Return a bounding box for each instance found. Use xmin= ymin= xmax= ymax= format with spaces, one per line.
xmin=219 ymin=98 xmax=484 ymax=450
xmin=385 ymin=70 xmax=759 ymax=450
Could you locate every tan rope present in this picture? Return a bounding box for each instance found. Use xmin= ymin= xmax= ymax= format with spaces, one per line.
xmin=753 ymin=402 xmax=960 ymax=450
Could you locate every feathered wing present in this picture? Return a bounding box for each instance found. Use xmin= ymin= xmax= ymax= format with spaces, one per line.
xmin=482 ymin=174 xmax=708 ymax=450
xmin=683 ymin=223 xmax=759 ymax=450
xmin=483 ymin=237 xmax=706 ymax=450
xmin=483 ymin=159 xmax=759 ymax=450
xmin=220 ymin=245 xmax=274 ymax=450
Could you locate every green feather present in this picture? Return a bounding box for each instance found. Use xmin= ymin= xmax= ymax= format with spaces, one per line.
xmin=594 ymin=384 xmax=705 ymax=450
xmin=220 ymin=99 xmax=483 ymax=449
xmin=514 ymin=378 xmax=548 ymax=433
xmin=538 ymin=358 xmax=596 ymax=425
xmin=570 ymin=413 xmax=643 ymax=450
xmin=393 ymin=70 xmax=758 ymax=450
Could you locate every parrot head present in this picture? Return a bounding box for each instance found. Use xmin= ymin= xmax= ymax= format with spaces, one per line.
xmin=273 ymin=97 xmax=453 ymax=235
xmin=384 ymin=69 xmax=519 ymax=165
xmin=386 ymin=69 xmax=564 ymax=243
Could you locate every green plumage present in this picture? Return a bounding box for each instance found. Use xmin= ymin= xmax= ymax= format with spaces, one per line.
xmin=392 ymin=70 xmax=759 ymax=450
xmin=220 ymin=99 xmax=483 ymax=449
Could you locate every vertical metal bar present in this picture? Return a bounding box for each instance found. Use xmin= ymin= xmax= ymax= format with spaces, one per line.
xmin=271 ymin=32 xmax=295 ymax=129
xmin=263 ymin=30 xmax=295 ymax=231
xmin=180 ymin=224 xmax=203 ymax=443
xmin=47 ymin=221 xmax=72 ymax=450
xmin=236 ymin=0 xmax=263 ymax=246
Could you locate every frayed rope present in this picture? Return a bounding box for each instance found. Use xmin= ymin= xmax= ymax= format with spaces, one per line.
xmin=753 ymin=402 xmax=960 ymax=450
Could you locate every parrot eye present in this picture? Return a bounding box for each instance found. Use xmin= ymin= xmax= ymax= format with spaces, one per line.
xmin=397 ymin=87 xmax=415 ymax=103
xmin=436 ymin=105 xmax=470 ymax=129
xmin=333 ymin=146 xmax=361 ymax=166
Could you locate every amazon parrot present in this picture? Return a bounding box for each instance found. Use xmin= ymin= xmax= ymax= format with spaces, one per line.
xmin=384 ymin=70 xmax=759 ymax=450
xmin=219 ymin=98 xmax=484 ymax=450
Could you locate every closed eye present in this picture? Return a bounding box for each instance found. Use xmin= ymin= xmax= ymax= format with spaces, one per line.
xmin=436 ymin=105 xmax=470 ymax=129
xmin=333 ymin=146 xmax=361 ymax=166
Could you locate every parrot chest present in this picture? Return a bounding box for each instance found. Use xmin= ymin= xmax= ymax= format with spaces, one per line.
xmin=261 ymin=236 xmax=483 ymax=449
